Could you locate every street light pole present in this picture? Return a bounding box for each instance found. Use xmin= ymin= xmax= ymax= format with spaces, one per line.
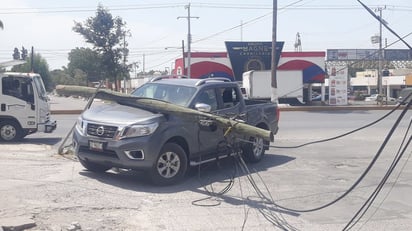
xmin=164 ymin=40 xmax=185 ymax=76
xmin=123 ymin=34 xmax=127 ymax=93
xmin=178 ymin=3 xmax=199 ymax=78
xmin=377 ymin=7 xmax=384 ymax=95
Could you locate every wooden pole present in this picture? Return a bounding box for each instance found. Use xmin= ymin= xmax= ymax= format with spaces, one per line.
xmin=55 ymin=85 xmax=273 ymax=142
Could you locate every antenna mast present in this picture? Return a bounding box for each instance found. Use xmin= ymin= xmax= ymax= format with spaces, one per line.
xmin=294 ymin=32 xmax=302 ymax=52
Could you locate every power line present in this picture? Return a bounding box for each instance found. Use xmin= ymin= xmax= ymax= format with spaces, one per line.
xmin=192 ymin=0 xmax=305 ymax=44
xmin=1 ymin=3 xmax=412 ymax=14
xmin=0 ymin=4 xmax=185 ymax=14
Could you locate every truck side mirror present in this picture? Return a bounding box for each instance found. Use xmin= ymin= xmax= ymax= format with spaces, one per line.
xmin=195 ymin=103 xmax=211 ymax=112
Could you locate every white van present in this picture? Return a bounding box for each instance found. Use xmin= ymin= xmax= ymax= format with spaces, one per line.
xmin=397 ymin=88 xmax=412 ymax=105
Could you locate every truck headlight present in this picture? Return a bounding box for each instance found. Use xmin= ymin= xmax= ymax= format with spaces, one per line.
xmin=119 ymin=122 xmax=159 ymax=139
xmin=75 ymin=116 xmax=85 ymax=135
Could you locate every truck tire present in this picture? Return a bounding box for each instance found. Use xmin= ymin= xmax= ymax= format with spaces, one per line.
xmin=242 ymin=136 xmax=268 ymax=163
xmin=78 ymin=158 xmax=111 ymax=172
xmin=0 ymin=120 xmax=23 ymax=142
xmin=150 ymin=142 xmax=188 ymax=186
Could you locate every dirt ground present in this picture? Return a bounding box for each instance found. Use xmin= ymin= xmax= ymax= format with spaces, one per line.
xmin=1 ymin=109 xmax=411 ymax=231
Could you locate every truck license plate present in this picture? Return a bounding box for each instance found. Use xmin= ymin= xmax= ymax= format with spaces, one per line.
xmin=89 ymin=140 xmax=103 ymax=151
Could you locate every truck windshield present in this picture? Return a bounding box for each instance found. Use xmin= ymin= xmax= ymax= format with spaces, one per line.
xmin=131 ymin=83 xmax=196 ymax=106
xmin=32 ymin=75 xmax=48 ymax=101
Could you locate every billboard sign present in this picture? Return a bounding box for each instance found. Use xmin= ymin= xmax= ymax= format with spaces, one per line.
xmin=328 ymin=65 xmax=348 ymax=106
xmin=327 ymin=49 xmax=412 ymax=61
xmin=225 ymin=41 xmax=284 ymax=81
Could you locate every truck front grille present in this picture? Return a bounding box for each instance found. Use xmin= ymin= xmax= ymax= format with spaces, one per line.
xmin=87 ymin=123 xmax=118 ymax=138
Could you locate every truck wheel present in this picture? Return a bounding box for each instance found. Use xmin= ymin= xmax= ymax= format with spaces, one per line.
xmin=150 ymin=143 xmax=188 ymax=185
xmin=78 ymin=158 xmax=111 ymax=172
xmin=0 ymin=120 xmax=23 ymax=142
xmin=242 ymin=136 xmax=267 ymax=163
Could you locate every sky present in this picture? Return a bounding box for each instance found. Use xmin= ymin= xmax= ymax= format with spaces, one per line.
xmin=1 ymin=0 xmax=412 ymax=71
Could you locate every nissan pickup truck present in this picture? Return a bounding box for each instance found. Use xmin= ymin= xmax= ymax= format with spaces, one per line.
xmin=73 ymin=77 xmax=279 ymax=185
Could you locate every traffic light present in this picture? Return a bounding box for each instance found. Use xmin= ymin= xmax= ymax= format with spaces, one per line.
xmin=12 ymin=47 xmax=20 ymax=60
xmin=21 ymin=46 xmax=28 ymax=60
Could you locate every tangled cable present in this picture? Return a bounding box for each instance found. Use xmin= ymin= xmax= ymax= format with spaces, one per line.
xmin=192 ymin=93 xmax=412 ymax=230
xmin=343 ymin=110 xmax=412 ymax=230
xmin=233 ymin=94 xmax=412 ymax=230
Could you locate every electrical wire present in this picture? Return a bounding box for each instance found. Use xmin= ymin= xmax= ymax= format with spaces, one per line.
xmin=191 ymin=121 xmax=298 ymax=230
xmin=233 ymin=152 xmax=299 ymax=231
xmin=331 ymin=31 xmax=412 ymax=74
xmin=190 ymin=91 xmax=412 ymax=228
xmin=343 ymin=114 xmax=412 ymax=230
xmin=271 ymin=93 xmax=412 ymax=150
xmin=276 ymin=100 xmax=411 ymax=213
xmin=236 ymin=92 xmax=412 ymax=214
xmin=359 ymin=129 xmax=412 ymax=230
xmin=270 ymin=102 xmax=402 ymax=149
xmin=191 ymin=140 xmax=236 ymax=207
xmin=192 ymin=0 xmax=306 ymax=44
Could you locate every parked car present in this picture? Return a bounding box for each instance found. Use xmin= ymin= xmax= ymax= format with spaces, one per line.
xmin=73 ymin=77 xmax=279 ymax=185
xmin=364 ymin=94 xmax=396 ymax=104
xmin=311 ymin=92 xmax=329 ymax=102
xmin=397 ymin=88 xmax=412 ymax=105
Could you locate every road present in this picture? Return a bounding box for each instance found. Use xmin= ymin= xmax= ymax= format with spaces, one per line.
xmin=0 ymin=110 xmax=411 ymax=231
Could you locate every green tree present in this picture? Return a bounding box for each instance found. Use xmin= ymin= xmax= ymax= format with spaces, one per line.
xmin=72 ymin=69 xmax=88 ymax=86
xmin=68 ymin=47 xmax=102 ymax=85
xmin=11 ymin=53 xmax=53 ymax=91
xmin=50 ymin=69 xmax=73 ymax=86
xmin=73 ymin=5 xmax=129 ymax=91
xmin=50 ymin=68 xmax=87 ymax=87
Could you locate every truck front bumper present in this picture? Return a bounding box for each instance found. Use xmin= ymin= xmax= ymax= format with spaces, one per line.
xmin=38 ymin=119 xmax=57 ymax=133
xmin=72 ymin=129 xmax=162 ymax=171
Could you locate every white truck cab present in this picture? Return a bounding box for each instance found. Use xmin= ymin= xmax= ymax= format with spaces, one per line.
xmin=0 ymin=72 xmax=56 ymax=141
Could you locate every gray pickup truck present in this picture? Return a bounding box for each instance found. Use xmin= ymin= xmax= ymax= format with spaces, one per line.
xmin=73 ymin=77 xmax=279 ymax=185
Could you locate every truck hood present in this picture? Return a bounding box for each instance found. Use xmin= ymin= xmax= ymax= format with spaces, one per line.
xmin=82 ymin=103 xmax=163 ymax=125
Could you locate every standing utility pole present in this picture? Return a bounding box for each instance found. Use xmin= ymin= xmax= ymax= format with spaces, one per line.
xmin=178 ymin=3 xmax=199 ymax=78
xmin=142 ymin=54 xmax=145 ymax=74
xmin=271 ymin=0 xmax=278 ymax=103
xmin=30 ymin=46 xmax=34 ymax=72
xmin=123 ymin=33 xmax=127 ymax=93
xmin=181 ymin=40 xmax=185 ymax=76
xmin=376 ymin=6 xmax=386 ymax=96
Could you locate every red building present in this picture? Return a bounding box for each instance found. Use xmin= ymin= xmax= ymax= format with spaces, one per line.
xmin=173 ymin=51 xmax=325 ymax=83
xmin=173 ymin=52 xmax=234 ymax=80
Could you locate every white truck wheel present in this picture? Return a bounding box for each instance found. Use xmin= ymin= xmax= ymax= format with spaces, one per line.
xmin=0 ymin=120 xmax=23 ymax=142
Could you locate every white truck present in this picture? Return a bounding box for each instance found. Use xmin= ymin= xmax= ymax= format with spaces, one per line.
xmin=0 ymin=72 xmax=56 ymax=141
xmin=242 ymin=70 xmax=304 ymax=105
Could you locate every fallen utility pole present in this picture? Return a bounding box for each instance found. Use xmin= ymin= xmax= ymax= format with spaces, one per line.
xmin=56 ymin=82 xmax=104 ymax=155
xmin=55 ymin=85 xmax=273 ymax=143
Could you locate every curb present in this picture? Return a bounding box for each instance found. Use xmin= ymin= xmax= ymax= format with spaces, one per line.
xmin=278 ymin=105 xmax=401 ymax=111
xmin=51 ymin=110 xmax=84 ymax=115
